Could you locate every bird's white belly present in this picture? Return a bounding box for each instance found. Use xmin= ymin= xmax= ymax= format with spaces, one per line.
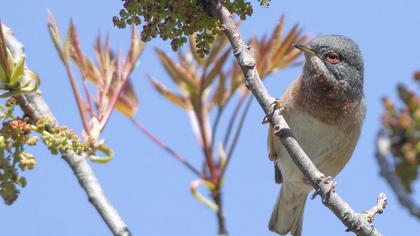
xmin=275 ymin=110 xmax=356 ymax=185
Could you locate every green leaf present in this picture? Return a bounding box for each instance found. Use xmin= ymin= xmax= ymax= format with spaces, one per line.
xmin=0 ymin=22 xmax=12 ymax=77
xmin=0 ymin=69 xmax=40 ymax=98
xmin=5 ymin=49 xmax=14 ymax=81
xmin=188 ymin=34 xmax=205 ymax=65
xmin=205 ymin=33 xmax=230 ymax=71
xmin=395 ymin=160 xmax=418 ymax=193
xmin=190 ymin=179 xmax=219 ymax=212
xmin=0 ymin=65 xmax=6 ymax=81
xmin=89 ymin=143 xmax=113 ymax=163
xmin=9 ymin=56 xmax=25 ymax=87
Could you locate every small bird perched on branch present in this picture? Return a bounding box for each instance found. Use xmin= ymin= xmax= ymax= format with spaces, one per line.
xmin=267 ymin=35 xmax=365 ymax=236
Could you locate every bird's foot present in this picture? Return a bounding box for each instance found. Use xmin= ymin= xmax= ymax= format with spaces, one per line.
xmin=268 ymin=153 xmax=278 ymax=161
xmin=261 ymin=98 xmax=284 ymax=124
xmin=310 ymin=176 xmax=336 ymax=203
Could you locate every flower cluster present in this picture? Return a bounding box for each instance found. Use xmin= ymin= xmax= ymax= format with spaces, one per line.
xmin=34 ymin=116 xmax=95 ymax=157
xmin=0 ymin=98 xmax=38 ymax=205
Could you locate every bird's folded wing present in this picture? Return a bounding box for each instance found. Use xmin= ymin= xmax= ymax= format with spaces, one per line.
xmin=268 ymin=126 xmax=283 ymax=183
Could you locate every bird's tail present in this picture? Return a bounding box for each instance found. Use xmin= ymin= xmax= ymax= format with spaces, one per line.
xmin=269 ymin=184 xmax=308 ymax=236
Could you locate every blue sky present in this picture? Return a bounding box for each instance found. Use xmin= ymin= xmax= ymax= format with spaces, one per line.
xmin=1 ymin=0 xmax=420 ymax=235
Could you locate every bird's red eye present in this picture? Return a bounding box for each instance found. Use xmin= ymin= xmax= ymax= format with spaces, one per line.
xmin=326 ymin=52 xmax=340 ymax=64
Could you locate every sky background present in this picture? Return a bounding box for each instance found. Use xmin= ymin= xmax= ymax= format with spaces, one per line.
xmin=1 ymin=0 xmax=420 ymax=235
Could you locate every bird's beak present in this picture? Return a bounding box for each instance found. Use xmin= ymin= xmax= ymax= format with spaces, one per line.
xmin=293 ymin=44 xmax=316 ymax=57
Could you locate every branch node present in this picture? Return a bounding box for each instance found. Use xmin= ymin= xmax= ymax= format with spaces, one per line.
xmin=272 ymin=124 xmax=281 ymax=133
xmin=237 ymin=54 xmax=255 ymax=68
xmin=362 ymin=193 xmax=388 ymax=223
xmin=311 ymin=176 xmax=335 ymax=204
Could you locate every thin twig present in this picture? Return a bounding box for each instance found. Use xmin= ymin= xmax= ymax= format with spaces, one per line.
xmin=130 ymin=117 xmax=204 ymax=178
xmin=218 ymin=94 xmax=252 ymax=186
xmin=196 ymin=65 xmax=216 ymax=177
xmin=209 ymin=1 xmax=385 ymax=235
xmin=375 ymin=130 xmax=420 ymax=219
xmin=211 ymin=107 xmax=224 ymax=151
xmin=194 ymin=105 xmax=217 ymax=181
xmin=62 ymin=56 xmax=91 ymax=133
xmin=362 ymin=193 xmax=388 ymax=223
xmin=81 ymin=74 xmax=95 ymax=119
xmin=223 ymin=94 xmax=246 ymax=147
xmin=212 ymin=189 xmax=228 ymax=236
xmin=227 ymin=94 xmax=252 ymax=158
xmin=3 ymin=23 xmax=131 ymax=236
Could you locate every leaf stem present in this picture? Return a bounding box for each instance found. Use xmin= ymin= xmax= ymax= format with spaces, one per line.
xmin=62 ymin=59 xmax=91 ymax=134
xmin=130 ymin=117 xmax=204 ymax=178
xmin=223 ymin=94 xmax=246 ymax=148
xmin=210 ymin=107 xmax=224 ymax=151
xmin=217 ymin=94 xmax=252 ymax=186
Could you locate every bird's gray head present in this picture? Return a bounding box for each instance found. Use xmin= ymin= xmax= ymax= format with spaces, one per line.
xmin=295 ymin=35 xmax=364 ymax=101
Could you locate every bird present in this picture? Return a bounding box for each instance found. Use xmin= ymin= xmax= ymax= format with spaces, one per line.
xmin=267 ymin=35 xmax=366 ymax=236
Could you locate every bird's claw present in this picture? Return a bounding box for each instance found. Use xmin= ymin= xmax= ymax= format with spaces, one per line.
xmin=268 ymin=153 xmax=278 ymax=161
xmin=272 ymin=99 xmax=284 ymax=111
xmin=261 ymin=99 xmax=284 ymax=124
xmin=323 ymin=176 xmax=336 ymax=190
xmin=310 ymin=176 xmax=336 ymax=202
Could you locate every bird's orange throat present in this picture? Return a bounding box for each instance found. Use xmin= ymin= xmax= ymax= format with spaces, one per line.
xmin=292 ymin=76 xmax=365 ymax=127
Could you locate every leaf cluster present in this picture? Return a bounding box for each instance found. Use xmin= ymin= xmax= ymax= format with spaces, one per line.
xmin=48 ymin=12 xmax=144 ymax=163
xmin=382 ymin=72 xmax=420 ymax=193
xmin=113 ymin=0 xmax=271 ymax=56
xmin=0 ymin=24 xmax=40 ymax=98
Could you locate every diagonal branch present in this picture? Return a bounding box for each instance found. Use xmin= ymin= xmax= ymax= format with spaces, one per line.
xmin=209 ymin=1 xmax=385 ymax=235
xmin=375 ymin=130 xmax=420 ymax=219
xmin=3 ymin=23 xmax=131 ymax=236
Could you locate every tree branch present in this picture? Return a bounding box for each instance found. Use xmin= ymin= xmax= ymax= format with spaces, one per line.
xmin=209 ymin=1 xmax=385 ymax=235
xmin=212 ymin=190 xmax=228 ymax=236
xmin=375 ymin=130 xmax=420 ymax=219
xmin=3 ymin=23 xmax=131 ymax=236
